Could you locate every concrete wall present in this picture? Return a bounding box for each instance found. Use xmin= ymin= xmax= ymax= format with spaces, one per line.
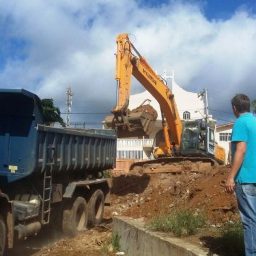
xmin=113 ymin=216 xmax=209 ymax=256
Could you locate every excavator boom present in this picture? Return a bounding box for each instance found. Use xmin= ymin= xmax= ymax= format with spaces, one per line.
xmin=105 ymin=33 xmax=182 ymax=155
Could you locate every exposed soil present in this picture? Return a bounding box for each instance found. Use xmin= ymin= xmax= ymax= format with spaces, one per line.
xmin=8 ymin=162 xmax=240 ymax=255
xmin=110 ymin=163 xmax=238 ymax=225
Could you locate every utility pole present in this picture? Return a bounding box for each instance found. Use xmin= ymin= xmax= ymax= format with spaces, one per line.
xmin=66 ymin=87 xmax=73 ymax=127
xmin=204 ymin=89 xmax=209 ymax=121
xmin=198 ymin=89 xmax=209 ymax=121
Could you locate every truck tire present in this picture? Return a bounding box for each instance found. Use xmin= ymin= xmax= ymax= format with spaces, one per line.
xmin=0 ymin=215 xmax=6 ymax=256
xmin=62 ymin=197 xmax=88 ymax=236
xmin=88 ymin=189 xmax=105 ymax=227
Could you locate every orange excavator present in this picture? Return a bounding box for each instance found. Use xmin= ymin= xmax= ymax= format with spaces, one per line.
xmin=105 ymin=33 xmax=225 ymax=165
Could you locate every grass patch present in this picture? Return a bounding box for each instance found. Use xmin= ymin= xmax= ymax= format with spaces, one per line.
xmin=100 ymin=233 xmax=121 ymax=256
xmin=148 ymin=209 xmax=205 ymax=237
xmin=111 ymin=233 xmax=121 ymax=251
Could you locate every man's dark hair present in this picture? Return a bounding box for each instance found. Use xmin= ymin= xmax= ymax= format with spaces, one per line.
xmin=231 ymin=94 xmax=250 ymax=113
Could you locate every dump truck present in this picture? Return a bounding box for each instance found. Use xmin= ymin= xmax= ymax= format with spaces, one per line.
xmin=105 ymin=33 xmax=225 ymax=165
xmin=0 ymin=89 xmax=116 ymax=255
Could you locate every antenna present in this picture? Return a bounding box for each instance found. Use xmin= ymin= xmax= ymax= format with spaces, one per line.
xmin=66 ymin=86 xmax=73 ymax=127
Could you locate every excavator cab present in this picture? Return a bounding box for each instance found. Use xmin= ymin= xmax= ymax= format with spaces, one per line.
xmin=181 ymin=120 xmax=212 ymax=154
xmin=181 ymin=119 xmax=224 ymax=164
xmin=181 ymin=121 xmax=201 ymax=153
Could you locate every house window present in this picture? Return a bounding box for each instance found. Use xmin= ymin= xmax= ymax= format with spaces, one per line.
xmin=219 ymin=132 xmax=231 ymax=142
xmin=183 ymin=111 xmax=191 ymax=120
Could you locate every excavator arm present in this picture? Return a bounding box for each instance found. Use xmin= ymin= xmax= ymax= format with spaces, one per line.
xmin=111 ymin=33 xmax=183 ymax=156
xmin=105 ymin=33 xmax=226 ymax=164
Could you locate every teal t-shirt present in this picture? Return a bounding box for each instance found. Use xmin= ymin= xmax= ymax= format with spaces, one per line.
xmin=231 ymin=112 xmax=256 ymax=183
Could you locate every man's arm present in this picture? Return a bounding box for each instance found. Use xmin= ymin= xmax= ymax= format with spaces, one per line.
xmin=226 ymin=141 xmax=246 ymax=193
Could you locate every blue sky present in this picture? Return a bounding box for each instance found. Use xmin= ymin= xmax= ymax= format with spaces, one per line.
xmin=203 ymin=0 xmax=256 ymax=19
xmin=0 ymin=0 xmax=256 ymax=124
xmin=141 ymin=0 xmax=256 ymax=19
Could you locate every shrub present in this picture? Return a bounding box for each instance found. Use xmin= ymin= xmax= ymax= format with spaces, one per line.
xmin=149 ymin=209 xmax=205 ymax=237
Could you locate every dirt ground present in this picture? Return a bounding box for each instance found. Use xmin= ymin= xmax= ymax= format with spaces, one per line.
xmin=8 ymin=162 xmax=239 ymax=255
xmin=110 ymin=162 xmax=238 ymax=224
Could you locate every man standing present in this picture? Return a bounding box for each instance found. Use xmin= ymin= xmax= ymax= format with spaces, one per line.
xmin=226 ymin=94 xmax=256 ymax=256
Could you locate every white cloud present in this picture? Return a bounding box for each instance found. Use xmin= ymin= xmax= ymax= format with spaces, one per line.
xmin=0 ymin=0 xmax=256 ymax=123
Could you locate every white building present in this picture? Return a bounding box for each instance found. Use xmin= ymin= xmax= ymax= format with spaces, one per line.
xmin=215 ymin=123 xmax=233 ymax=164
xmin=117 ymin=76 xmax=210 ymax=160
xmin=129 ymin=80 xmax=208 ymax=123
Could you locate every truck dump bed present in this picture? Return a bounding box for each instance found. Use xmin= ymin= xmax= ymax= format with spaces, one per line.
xmin=0 ymin=89 xmax=116 ymax=184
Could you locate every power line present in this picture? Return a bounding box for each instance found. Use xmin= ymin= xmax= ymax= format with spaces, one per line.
xmin=209 ymin=108 xmax=233 ymax=114
xmin=70 ymin=122 xmax=103 ymax=125
xmin=216 ymin=118 xmax=235 ymax=122
xmin=61 ymin=109 xmax=232 ymax=115
xmin=61 ymin=112 xmax=110 ymax=115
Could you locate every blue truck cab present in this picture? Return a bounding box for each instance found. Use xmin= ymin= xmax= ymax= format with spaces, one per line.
xmin=0 ymin=89 xmax=44 ymax=184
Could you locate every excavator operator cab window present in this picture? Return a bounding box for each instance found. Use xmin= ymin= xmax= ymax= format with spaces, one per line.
xmin=181 ymin=121 xmax=199 ymax=151
xmin=198 ymin=130 xmax=206 ymax=150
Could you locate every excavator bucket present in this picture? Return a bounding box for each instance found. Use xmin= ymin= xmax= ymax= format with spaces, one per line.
xmin=104 ymin=104 xmax=158 ymax=138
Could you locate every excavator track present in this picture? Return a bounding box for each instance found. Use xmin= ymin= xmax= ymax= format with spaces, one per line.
xmin=129 ymin=156 xmax=218 ymax=174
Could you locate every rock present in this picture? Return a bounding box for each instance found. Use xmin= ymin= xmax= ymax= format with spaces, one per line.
xmin=108 ymin=245 xmax=114 ymax=252
xmin=116 ymin=252 xmax=125 ymax=255
xmin=145 ymin=197 xmax=151 ymax=202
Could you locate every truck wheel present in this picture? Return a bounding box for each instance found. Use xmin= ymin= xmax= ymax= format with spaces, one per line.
xmin=62 ymin=197 xmax=88 ymax=236
xmin=0 ymin=215 xmax=6 ymax=256
xmin=88 ymin=190 xmax=105 ymax=227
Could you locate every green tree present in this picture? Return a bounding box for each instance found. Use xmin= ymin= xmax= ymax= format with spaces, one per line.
xmin=41 ymin=98 xmax=66 ymax=127
xmin=252 ymin=99 xmax=256 ymax=114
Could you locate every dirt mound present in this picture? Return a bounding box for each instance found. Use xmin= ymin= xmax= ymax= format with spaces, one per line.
xmin=110 ymin=164 xmax=238 ymax=224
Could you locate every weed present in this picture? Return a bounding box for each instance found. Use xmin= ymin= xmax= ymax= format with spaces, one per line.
xmin=111 ymin=233 xmax=121 ymax=251
xmin=148 ymin=209 xmax=205 ymax=237
xmin=103 ymin=170 xmax=112 ymax=178
xmin=100 ymin=233 xmax=120 ymax=256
